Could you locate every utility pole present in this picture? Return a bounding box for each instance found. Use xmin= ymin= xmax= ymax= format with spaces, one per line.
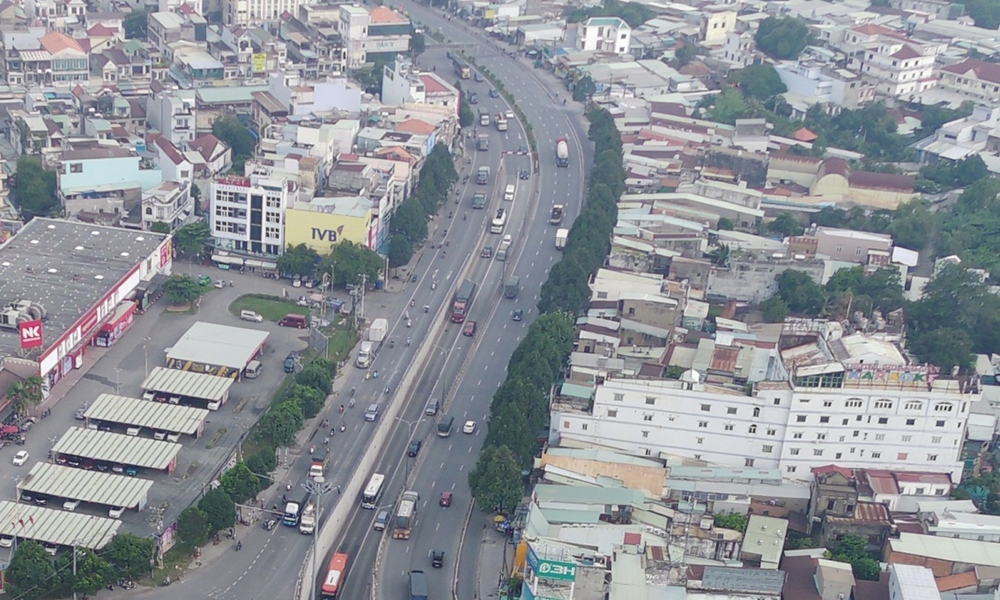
xmin=303 ymin=477 xmax=336 ymax=600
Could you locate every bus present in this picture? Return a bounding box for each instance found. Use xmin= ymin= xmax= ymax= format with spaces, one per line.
xmin=452 ymin=56 xmax=471 ymax=79
xmin=491 ymin=208 xmax=507 ymax=234
xmin=360 ymin=473 xmax=385 ymax=509
xmin=320 ymin=552 xmax=349 ymax=599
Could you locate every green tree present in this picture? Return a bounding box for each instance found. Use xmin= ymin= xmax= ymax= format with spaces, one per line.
xmin=766 ymin=212 xmax=805 ymax=237
xmin=909 ymin=328 xmax=974 ymax=374
xmin=323 ymin=241 xmax=384 ymax=287
xmin=212 ymin=114 xmax=256 ymax=163
xmin=104 ymin=533 xmax=155 ymax=581
xmin=671 ymin=40 xmax=702 ymax=67
xmin=297 ymin=364 xmax=333 ymax=396
xmin=887 ymin=201 xmax=933 ymax=250
xmin=173 ymin=221 xmax=212 ymax=256
xmin=776 ymin=270 xmax=825 ymax=315
xmin=58 ymin=548 xmax=113 ymax=596
xmin=391 ymin=200 xmax=429 ymax=244
xmin=907 ymin=263 xmax=1000 ymax=358
xmin=485 ymin=401 xmax=537 ymax=468
xmin=572 ymin=76 xmax=596 ymax=102
xmin=566 ymin=0 xmax=654 ymax=27
xmin=708 ymin=244 xmax=730 ymax=267
xmin=289 ymin=383 xmax=326 ymax=418
xmin=14 ymin=155 xmax=59 ymax=218
xmin=6 ymin=374 xmax=44 ymax=416
xmin=706 ymin=88 xmax=748 ymax=124
xmin=829 ymin=535 xmax=881 ymax=581
xmin=409 ymin=30 xmax=425 ymax=56
xmin=761 ymin=295 xmax=790 ymax=322
xmin=177 ymin=506 xmax=211 ymax=549
xmin=962 ymin=0 xmax=1000 ymax=29
xmin=459 ymin=95 xmax=476 ymax=127
xmin=717 ymin=217 xmax=735 ymax=230
xmin=199 ymin=488 xmax=237 ymax=533
xmin=124 ymin=9 xmax=149 ymax=39
xmin=245 ymin=448 xmax=277 ymax=483
xmin=468 ymin=445 xmax=524 ymax=512
xmin=148 ymin=221 xmax=172 ymax=234
xmin=163 ymin=274 xmax=203 ymax=305
xmin=5 ymin=540 xmax=56 ymax=600
xmin=387 ymin=234 xmax=414 ymax=267
xmin=728 ymin=64 xmax=787 ymax=102
xmin=754 ymin=17 xmax=811 ymax=60
xmin=277 ymin=243 xmax=320 ymax=279
xmin=219 ymin=462 xmax=263 ymax=504
xmin=714 ymin=512 xmax=749 ymax=532
xmin=258 ymin=401 xmax=304 ymax=447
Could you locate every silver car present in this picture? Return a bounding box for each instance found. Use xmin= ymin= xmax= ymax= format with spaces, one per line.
xmin=364 ymin=404 xmax=380 ymax=422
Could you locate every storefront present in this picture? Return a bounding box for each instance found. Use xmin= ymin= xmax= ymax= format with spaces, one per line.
xmin=94 ymin=301 xmax=138 ymax=347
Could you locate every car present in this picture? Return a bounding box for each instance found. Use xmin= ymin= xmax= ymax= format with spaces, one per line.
xmin=81 ymin=459 xmax=94 ymax=470
xmin=214 ymin=279 xmax=226 ymax=289
xmin=407 ymin=440 xmax=422 ymax=457
xmin=425 ymin=398 xmax=440 ymax=416
xmin=519 ymin=145 xmax=528 ymax=153
xmin=278 ymin=313 xmax=307 ymax=328
xmin=240 ymin=310 xmax=263 ymax=323
xmin=33 ymin=496 xmax=47 ymax=506
xmin=284 ymin=353 xmax=298 ymax=373
xmin=111 ymin=464 xmax=125 ymax=474
xmin=67 ymin=457 xmax=81 ymax=467
xmin=109 ymin=506 xmax=125 ymax=519
xmin=519 ymin=169 xmax=530 ymax=180
xmin=153 ymin=430 xmax=167 ymax=441
xmin=364 ymin=404 xmax=381 ymax=422
xmin=12 ymin=450 xmax=29 ymax=466
xmin=0 ymin=534 xmax=13 ymax=548
xmin=489 ymin=88 xmax=499 ymax=98
xmin=374 ymin=509 xmax=390 ymax=531
xmin=481 ymin=246 xmax=493 ymax=258
xmin=431 ymin=550 xmax=444 ymax=568
xmin=167 ymin=432 xmax=181 ymax=443
xmin=512 ymin=309 xmax=524 ymax=321
xmin=74 ymin=409 xmax=86 ymax=420
xmin=474 ymin=72 xmax=484 ymax=82
xmin=43 ymin=542 xmax=58 ymax=556
xmin=55 ymin=456 xmax=67 ymax=465
xmin=506 ymin=110 xmax=515 ymax=119
xmin=463 ymin=321 xmax=477 ymax=337
xmin=95 ymin=462 xmax=110 ymax=472
xmin=439 ymin=492 xmax=453 ymax=507
xmin=463 ymin=421 xmax=477 ymax=434
xmin=63 ymin=499 xmax=81 ymax=511
xmin=469 ymin=93 xmax=479 ymax=104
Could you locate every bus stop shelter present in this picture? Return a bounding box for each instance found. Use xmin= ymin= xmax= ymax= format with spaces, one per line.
xmin=0 ymin=501 xmax=121 ymax=550
xmin=141 ymin=367 xmax=234 ymax=411
xmin=52 ymin=427 xmax=182 ymax=474
xmin=166 ymin=321 xmax=269 ymax=379
xmin=17 ymin=463 xmax=153 ymax=511
xmin=85 ymin=394 xmax=209 ymax=438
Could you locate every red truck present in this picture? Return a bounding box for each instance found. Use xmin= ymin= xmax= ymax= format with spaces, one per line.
xmin=451 ymin=280 xmax=477 ymax=323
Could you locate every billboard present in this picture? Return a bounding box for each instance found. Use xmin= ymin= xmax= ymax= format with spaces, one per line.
xmin=252 ymin=53 xmax=267 ymax=73
xmin=19 ymin=320 xmax=43 ymax=349
xmin=527 ymin=545 xmax=577 ymax=582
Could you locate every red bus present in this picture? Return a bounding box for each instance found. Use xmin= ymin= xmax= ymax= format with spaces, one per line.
xmin=320 ymin=552 xmax=349 ymax=599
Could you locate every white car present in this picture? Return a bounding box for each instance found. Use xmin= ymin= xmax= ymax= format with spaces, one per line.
xmin=12 ymin=450 xmax=29 ymax=466
xmin=0 ymin=534 xmax=14 ymax=548
xmin=463 ymin=420 xmax=477 ymax=434
xmin=505 ymin=110 xmax=514 ymax=119
xmin=63 ymin=499 xmax=81 ymax=512
xmin=109 ymin=506 xmax=125 ymax=519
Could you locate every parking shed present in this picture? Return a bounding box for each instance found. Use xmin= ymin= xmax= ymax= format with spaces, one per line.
xmin=166 ymin=321 xmax=270 ymax=379
xmin=85 ymin=393 xmax=209 ymax=438
xmin=17 ymin=463 xmax=153 ymax=511
xmin=141 ymin=367 xmax=235 ymax=410
xmin=52 ymin=427 xmax=182 ymax=474
xmin=0 ymin=500 xmax=121 ymax=550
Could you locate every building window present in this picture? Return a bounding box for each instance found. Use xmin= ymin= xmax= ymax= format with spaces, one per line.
xmin=814 ymin=449 xmax=823 ymax=456
xmin=643 ymin=414 xmax=653 ymax=422
xmin=642 ymin=431 xmax=649 ymax=438
xmin=698 ymin=421 xmax=708 ymax=428
xmin=767 ymin=428 xmax=776 ymax=436
xmin=875 ymin=434 xmax=885 ymax=441
xmin=607 ymin=409 xmax=617 ymax=418
xmin=845 ymin=399 xmax=863 ymax=408
xmin=823 ymin=400 xmax=833 ymax=407
xmin=817 ymin=433 xmax=826 ymax=440
xmin=936 ymin=420 xmax=945 ymax=427
xmin=932 ymin=436 xmax=942 ymax=444
xmin=927 ymin=454 xmax=938 ymax=462
xmin=820 ymin=416 xmax=830 ymax=423
xmin=906 ymin=419 xmax=916 ymax=426
xmin=749 ymin=424 xmax=757 ymax=434
xmin=902 ymin=435 xmax=912 ymax=442
xmin=793 ymin=432 xmax=802 ymax=439
xmin=763 ymin=445 xmax=773 ymax=453
xmin=70 ymin=163 xmax=83 ymax=173
xmin=835 ymin=452 xmax=842 ymax=459
xmin=563 ymin=421 xmax=569 ymax=429
xmin=724 ymin=424 xmax=734 ymax=431
xmin=613 ymin=393 xmax=624 ymax=402
xmin=645 ymin=397 xmax=656 ymax=405
xmin=935 ymin=402 xmax=954 ymax=412
xmin=581 ymin=424 xmax=588 ymax=430
xmin=843 ymin=419 xmax=850 ymax=425
xmin=786 ymin=466 xmax=797 ymax=473
xmin=898 ymin=452 xmax=908 ymax=460
xmin=790 ymin=448 xmax=800 ymax=455
xmin=753 ymin=407 xmax=761 ymax=418
xmin=774 ymin=398 xmax=781 ymax=405
xmin=878 ymin=417 xmax=888 ymax=424
xmin=701 ymin=404 xmax=711 ymax=412
xmin=797 ymin=415 xmax=807 ymax=423
xmin=874 ymin=399 xmax=893 ymax=410
xmin=872 ymin=452 xmax=881 ymax=459
xmin=728 ymin=407 xmax=737 ymax=415
xmin=696 ymin=437 xmax=704 ymax=444
xmin=905 ymin=401 xmax=922 ymax=411
xmin=744 ymin=458 xmax=754 ymax=467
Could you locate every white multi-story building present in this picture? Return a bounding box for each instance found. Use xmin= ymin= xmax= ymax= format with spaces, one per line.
xmin=224 ymin=0 xmax=300 ymax=27
xmin=209 ymin=172 xmax=290 ymax=257
xmin=577 ymin=17 xmax=631 ymax=55
xmin=699 ymin=6 xmax=737 ymax=47
xmin=848 ymin=39 xmax=940 ymax=98
xmin=554 ymin=320 xmax=976 ymax=482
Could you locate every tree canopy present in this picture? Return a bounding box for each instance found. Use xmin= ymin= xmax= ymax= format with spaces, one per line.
xmin=212 ymin=114 xmax=256 ymax=172
xmin=322 ymin=241 xmax=384 ymax=287
xmin=277 ymin=243 xmax=320 ymax=279
xmin=14 ymin=156 xmax=59 ymax=218
xmin=163 ymin=274 xmax=203 ymax=305
xmin=386 ymin=143 xmax=457 ymax=267
xmin=728 ymin=64 xmax=787 ymax=102
xmin=173 ymin=221 xmax=212 ymax=256
xmin=754 ymin=17 xmax=811 ymax=60
xmin=567 ymin=0 xmax=655 ymax=27
xmin=124 ymin=9 xmax=149 ymax=39
xmin=468 ymin=445 xmax=524 ymax=512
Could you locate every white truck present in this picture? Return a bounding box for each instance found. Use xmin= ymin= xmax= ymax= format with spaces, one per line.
xmin=298 ymin=502 xmax=316 ymax=534
xmin=357 ymin=318 xmax=388 ymax=367
xmin=555 ymin=228 xmax=568 ymax=250
xmin=496 ymin=234 xmax=512 ymax=262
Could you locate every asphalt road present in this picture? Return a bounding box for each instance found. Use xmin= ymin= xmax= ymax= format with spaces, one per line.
xmin=367 ymin=7 xmax=592 ymax=600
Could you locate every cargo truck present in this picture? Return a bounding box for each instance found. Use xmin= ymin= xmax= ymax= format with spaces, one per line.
xmin=409 ymin=571 xmax=429 ymax=600
xmin=368 ymin=318 xmax=387 ymax=343
xmin=283 ymin=492 xmax=310 ymax=527
xmin=393 ymin=491 xmax=419 ymax=539
xmin=298 ymin=502 xmax=316 ymax=534
xmin=479 ymin=110 xmax=490 ymax=126
xmin=477 ymin=134 xmax=489 ymax=151
xmin=556 ymin=137 xmax=569 ymax=167
xmin=496 ymin=234 xmax=512 ymax=262
xmin=472 ymin=192 xmax=487 ymax=209
xmin=451 ymin=280 xmax=476 ymax=323
xmin=555 ymin=228 xmax=568 ymax=249
xmin=504 ymin=276 xmax=520 ymax=299
xmin=549 ymin=204 xmax=564 ymax=225
xmin=496 ymin=113 xmax=508 ymax=131
xmin=356 ymin=340 xmax=374 ymax=368
xmin=309 ymin=448 xmax=329 ymax=480
xmin=476 ymin=166 xmax=490 ymax=185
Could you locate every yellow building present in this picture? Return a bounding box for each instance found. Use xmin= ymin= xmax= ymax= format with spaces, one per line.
xmin=284 ymin=196 xmax=379 ymax=254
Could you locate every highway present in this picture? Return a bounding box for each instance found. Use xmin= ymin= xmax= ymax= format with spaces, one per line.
xmin=356 ymin=6 xmax=591 ymax=600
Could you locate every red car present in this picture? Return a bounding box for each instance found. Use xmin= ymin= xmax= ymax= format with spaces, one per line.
xmin=439 ymin=492 xmax=453 ymax=507
xmin=463 ymin=321 xmax=477 ymax=337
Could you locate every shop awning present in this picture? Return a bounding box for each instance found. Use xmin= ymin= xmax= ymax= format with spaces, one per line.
xmin=212 ymin=254 xmax=244 ymax=266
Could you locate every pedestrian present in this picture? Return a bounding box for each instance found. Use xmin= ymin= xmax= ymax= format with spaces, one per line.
xmin=336 ymin=486 xmax=341 ymax=495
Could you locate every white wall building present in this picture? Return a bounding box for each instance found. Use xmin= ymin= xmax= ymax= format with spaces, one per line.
xmin=141 ymin=180 xmax=192 ymax=231
xmin=577 ymin=17 xmax=631 ymax=55
xmin=888 ymin=564 xmax=941 ymax=600
xmin=146 ymin=90 xmax=197 ymax=147
xmin=381 ymin=55 xmax=425 ymax=106
xmin=224 ymin=0 xmax=300 ymax=26
xmin=848 ymin=39 xmax=940 ymax=98
xmin=554 ymin=321 xmax=975 ymax=482
xmin=209 ymin=172 xmax=290 ymax=257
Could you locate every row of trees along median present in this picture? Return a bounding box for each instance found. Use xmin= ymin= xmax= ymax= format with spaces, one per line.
xmin=387 ymin=143 xmax=458 ymax=268
xmin=468 ymin=108 xmax=625 ymax=513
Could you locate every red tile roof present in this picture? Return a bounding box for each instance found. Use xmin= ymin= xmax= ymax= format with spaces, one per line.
xmin=849 ymin=170 xmax=915 ymax=193
xmin=851 ymin=23 xmax=895 ymax=36
xmin=792 ymin=127 xmax=818 ymax=142
xmin=623 ymin=532 xmax=642 ymax=545
xmin=890 ymin=45 xmax=921 ymax=60
xmin=177 ymin=2 xmax=196 ymax=14
xmin=813 ymin=464 xmax=854 ymax=478
xmin=154 ymin=136 xmax=187 ymax=166
xmin=369 ymin=6 xmax=406 ymax=23
xmin=420 ymin=74 xmax=449 ymax=94
xmin=819 ymin=157 xmax=850 ymax=178
xmin=189 ymin=133 xmax=225 ymax=161
xmin=87 ymin=23 xmax=118 ymax=36
xmin=941 ymin=58 xmax=1000 ymax=85
xmin=40 ymin=31 xmax=85 ymax=55
xmin=396 ymin=119 xmax=435 ymax=135
xmin=936 ymin=571 xmax=978 ymax=592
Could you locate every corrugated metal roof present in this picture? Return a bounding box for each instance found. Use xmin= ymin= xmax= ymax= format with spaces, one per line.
xmin=141 ymin=367 xmax=235 ymax=401
xmin=52 ymin=427 xmax=181 ymax=470
xmin=18 ymin=463 xmax=153 ymax=510
xmin=0 ymin=500 xmax=121 ymax=550
xmin=166 ymin=322 xmax=269 ymax=371
xmin=86 ymin=393 xmax=208 ymax=434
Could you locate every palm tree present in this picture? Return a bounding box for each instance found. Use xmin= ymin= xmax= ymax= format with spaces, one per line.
xmin=709 ymin=244 xmax=731 ymax=267
xmin=6 ymin=375 xmax=44 ymax=416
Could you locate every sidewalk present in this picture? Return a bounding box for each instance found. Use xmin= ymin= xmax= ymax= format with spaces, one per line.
xmin=475 ymin=525 xmax=510 ymax=600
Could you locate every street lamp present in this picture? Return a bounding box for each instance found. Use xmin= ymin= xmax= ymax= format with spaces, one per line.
xmin=303 ymin=477 xmax=336 ymax=600
xmin=142 ymin=336 xmax=152 ymax=377
xmin=113 ymin=368 xmax=122 ymax=394
xmin=396 ymin=417 xmax=423 ymax=480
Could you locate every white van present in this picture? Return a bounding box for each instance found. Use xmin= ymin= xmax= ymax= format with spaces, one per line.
xmin=126 ymin=426 xmax=141 ymax=436
xmin=503 ymin=184 xmax=515 ymax=201
xmin=240 ymin=310 xmax=263 ymax=323
xmin=207 ymin=400 xmax=221 ymax=411
xmin=245 ymin=360 xmax=262 ymax=379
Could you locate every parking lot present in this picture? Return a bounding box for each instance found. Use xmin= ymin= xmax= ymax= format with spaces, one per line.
xmin=2 ymin=271 xmax=318 ymax=556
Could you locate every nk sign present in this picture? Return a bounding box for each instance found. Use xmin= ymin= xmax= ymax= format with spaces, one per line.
xmin=19 ymin=320 xmax=43 ymax=349
xmin=528 ymin=546 xmax=577 ymax=582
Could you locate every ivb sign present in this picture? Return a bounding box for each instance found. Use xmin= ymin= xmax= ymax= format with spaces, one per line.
xmin=19 ymin=319 xmax=43 ymax=349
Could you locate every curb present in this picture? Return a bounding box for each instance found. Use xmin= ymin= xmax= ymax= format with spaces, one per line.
xmin=452 ymin=498 xmax=476 ymax=600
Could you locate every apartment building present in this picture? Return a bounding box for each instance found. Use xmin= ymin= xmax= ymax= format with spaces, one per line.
xmin=341 ymin=5 xmax=411 ymax=69
xmin=699 ymin=6 xmax=736 ymax=47
xmin=209 ymin=173 xmax=290 ymax=257
xmin=0 ymin=29 xmax=89 ymax=85
xmin=577 ymin=17 xmax=631 ymax=55
xmin=146 ymin=90 xmax=197 ymax=147
xmin=848 ymin=39 xmax=939 ymax=98
xmin=775 ymin=61 xmax=875 ymax=114
xmin=939 ymin=59 xmax=1000 ymax=104
xmin=554 ymin=320 xmax=975 ymax=482
xmin=225 ymin=0 xmax=302 ymax=27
